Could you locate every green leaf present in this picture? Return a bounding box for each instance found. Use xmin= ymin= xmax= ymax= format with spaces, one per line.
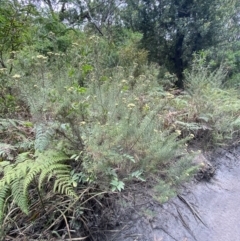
xmin=110 ymin=178 xmax=125 ymax=192
xmin=82 ymin=64 xmax=93 ymax=75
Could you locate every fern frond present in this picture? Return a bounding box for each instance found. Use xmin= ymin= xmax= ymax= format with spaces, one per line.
xmin=0 ymin=185 xmax=10 ymax=221
xmin=3 ymin=159 xmax=31 ymax=185
xmin=34 ymin=124 xmax=55 ymax=151
xmin=11 ymin=178 xmax=29 ymax=215
xmin=16 ymin=152 xmax=32 ymax=163
xmin=54 ymin=173 xmax=76 ymax=197
xmin=0 ymin=148 xmax=76 ymax=223
xmin=36 ymin=149 xmax=68 ymax=166
xmin=3 ymin=164 xmax=16 ymax=185
xmin=23 ymin=150 xmax=67 ymax=195
xmin=38 ymin=164 xmax=70 ymax=189
xmin=16 ymin=159 xmax=32 ymax=178
xmin=23 ymin=166 xmax=42 ymax=198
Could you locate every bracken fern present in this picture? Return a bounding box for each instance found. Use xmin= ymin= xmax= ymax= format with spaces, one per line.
xmin=0 ymin=150 xmax=76 ymax=222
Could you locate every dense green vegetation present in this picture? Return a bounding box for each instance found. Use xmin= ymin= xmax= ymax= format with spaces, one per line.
xmin=0 ymin=0 xmax=239 ymax=239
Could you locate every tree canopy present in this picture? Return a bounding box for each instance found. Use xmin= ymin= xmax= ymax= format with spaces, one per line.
xmin=122 ymin=0 xmax=240 ymax=87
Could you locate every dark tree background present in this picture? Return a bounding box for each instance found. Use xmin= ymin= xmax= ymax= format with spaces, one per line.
xmin=122 ymin=0 xmax=240 ymax=87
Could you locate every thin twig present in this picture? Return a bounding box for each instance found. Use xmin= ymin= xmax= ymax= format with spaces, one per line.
xmin=44 ymin=188 xmax=92 ymax=232
xmin=177 ymin=194 xmax=208 ymax=228
xmin=65 ymin=237 xmax=88 ymax=241
xmin=176 ymin=208 xmax=197 ymax=241
xmin=56 ymin=207 xmax=72 ymax=240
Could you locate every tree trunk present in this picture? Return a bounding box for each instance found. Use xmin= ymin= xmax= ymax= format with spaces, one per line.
xmin=174 ymin=33 xmax=184 ymax=89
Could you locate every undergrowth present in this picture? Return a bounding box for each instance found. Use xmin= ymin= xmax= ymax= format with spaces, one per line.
xmin=182 ymin=55 xmax=240 ymax=145
xmin=0 ymin=37 xmax=240 ymax=240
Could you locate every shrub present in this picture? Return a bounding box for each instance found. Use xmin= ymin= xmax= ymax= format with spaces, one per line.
xmin=0 ymin=36 xmax=199 ymax=239
xmin=163 ymin=54 xmax=240 ymax=146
